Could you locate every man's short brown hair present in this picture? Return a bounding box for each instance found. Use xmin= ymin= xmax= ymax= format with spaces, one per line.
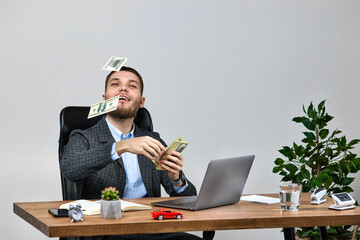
xmin=105 ymin=66 xmax=144 ymax=95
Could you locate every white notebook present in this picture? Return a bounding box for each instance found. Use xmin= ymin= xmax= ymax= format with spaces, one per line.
xmin=59 ymin=199 xmax=152 ymax=215
xmin=241 ymin=195 xmax=280 ymax=204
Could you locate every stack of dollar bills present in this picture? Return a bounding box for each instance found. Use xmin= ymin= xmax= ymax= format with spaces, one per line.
xmin=153 ymin=137 xmax=189 ymax=170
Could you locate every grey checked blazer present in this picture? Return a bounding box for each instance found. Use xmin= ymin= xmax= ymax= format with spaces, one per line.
xmin=60 ymin=117 xmax=197 ymax=199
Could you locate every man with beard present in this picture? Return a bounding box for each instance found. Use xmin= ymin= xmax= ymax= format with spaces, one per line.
xmin=60 ymin=67 xmax=202 ymax=240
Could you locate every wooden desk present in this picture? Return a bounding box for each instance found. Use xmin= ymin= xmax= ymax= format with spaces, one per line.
xmin=13 ymin=193 xmax=360 ymax=238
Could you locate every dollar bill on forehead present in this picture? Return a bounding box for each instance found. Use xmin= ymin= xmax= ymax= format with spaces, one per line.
xmin=87 ymin=96 xmax=119 ymax=119
xmin=102 ymin=57 xmax=128 ymax=71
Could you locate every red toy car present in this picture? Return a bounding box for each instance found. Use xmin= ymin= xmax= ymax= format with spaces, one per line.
xmin=151 ymin=209 xmax=183 ymax=220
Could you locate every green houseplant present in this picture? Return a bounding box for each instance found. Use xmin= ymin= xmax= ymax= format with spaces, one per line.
xmin=100 ymin=186 xmax=122 ymax=219
xmin=273 ymin=100 xmax=360 ymax=240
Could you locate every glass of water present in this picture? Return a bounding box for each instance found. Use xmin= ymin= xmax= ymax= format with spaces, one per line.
xmin=279 ymin=182 xmax=302 ymax=211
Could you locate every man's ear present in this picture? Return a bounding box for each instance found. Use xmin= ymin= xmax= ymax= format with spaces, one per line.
xmin=140 ymin=97 xmax=145 ymax=108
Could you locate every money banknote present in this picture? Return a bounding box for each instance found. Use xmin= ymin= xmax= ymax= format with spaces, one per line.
xmin=152 ymin=137 xmax=190 ymax=170
xmin=87 ymin=96 xmax=119 ymax=119
xmin=102 ymin=57 xmax=128 ymax=71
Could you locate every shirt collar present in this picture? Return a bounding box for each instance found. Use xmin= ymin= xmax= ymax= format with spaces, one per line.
xmin=105 ymin=116 xmax=135 ymax=141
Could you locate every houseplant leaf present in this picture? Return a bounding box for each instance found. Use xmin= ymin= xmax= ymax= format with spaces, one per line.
xmin=274 ymin=158 xmax=284 ymax=165
xmin=302 ymin=118 xmax=316 ymax=131
xmin=292 ymin=117 xmax=303 ymax=123
xmin=319 ymin=129 xmax=329 ymax=139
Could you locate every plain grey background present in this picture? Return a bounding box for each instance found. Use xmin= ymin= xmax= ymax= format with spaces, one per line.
xmin=1 ymin=1 xmax=360 ymax=239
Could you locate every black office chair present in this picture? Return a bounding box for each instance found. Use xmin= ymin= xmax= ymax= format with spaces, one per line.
xmin=58 ymin=106 xmax=153 ymax=200
xmin=58 ymin=106 xmax=214 ymax=240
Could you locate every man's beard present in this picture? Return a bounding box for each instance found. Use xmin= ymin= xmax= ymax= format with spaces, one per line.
xmin=108 ymin=99 xmax=141 ymax=119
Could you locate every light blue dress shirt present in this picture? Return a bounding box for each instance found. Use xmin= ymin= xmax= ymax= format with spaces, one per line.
xmin=105 ymin=117 xmax=187 ymax=198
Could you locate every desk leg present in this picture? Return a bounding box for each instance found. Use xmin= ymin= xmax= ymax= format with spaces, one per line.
xmin=319 ymin=226 xmax=327 ymax=240
xmin=283 ymin=228 xmax=295 ymax=240
xmin=203 ymin=231 xmax=215 ymax=240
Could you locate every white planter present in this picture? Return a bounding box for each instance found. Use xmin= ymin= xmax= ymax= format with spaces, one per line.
xmin=100 ymin=199 xmax=122 ymax=219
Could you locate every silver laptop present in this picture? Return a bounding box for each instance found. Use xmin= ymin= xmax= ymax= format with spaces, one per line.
xmin=151 ymin=155 xmax=254 ymax=211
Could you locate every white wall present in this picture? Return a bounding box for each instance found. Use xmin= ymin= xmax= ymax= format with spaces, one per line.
xmin=1 ymin=1 xmax=360 ymax=239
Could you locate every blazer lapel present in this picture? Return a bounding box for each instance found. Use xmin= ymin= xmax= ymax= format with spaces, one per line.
xmin=138 ymin=154 xmax=154 ymax=196
xmin=135 ymin=126 xmax=154 ymax=196
xmin=95 ymin=117 xmax=125 ymax=170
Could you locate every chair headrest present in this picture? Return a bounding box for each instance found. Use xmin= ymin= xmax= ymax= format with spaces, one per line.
xmin=58 ymin=107 xmax=153 ymax=152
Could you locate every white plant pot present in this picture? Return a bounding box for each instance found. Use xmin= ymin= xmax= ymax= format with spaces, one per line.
xmin=100 ymin=199 xmax=122 ymax=219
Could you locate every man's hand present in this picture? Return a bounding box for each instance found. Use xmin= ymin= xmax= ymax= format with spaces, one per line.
xmin=160 ymin=151 xmax=184 ymax=186
xmin=115 ymin=136 xmax=166 ymax=160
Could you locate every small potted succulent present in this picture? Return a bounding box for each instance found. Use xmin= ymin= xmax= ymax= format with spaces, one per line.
xmin=100 ymin=186 xmax=122 ymax=219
